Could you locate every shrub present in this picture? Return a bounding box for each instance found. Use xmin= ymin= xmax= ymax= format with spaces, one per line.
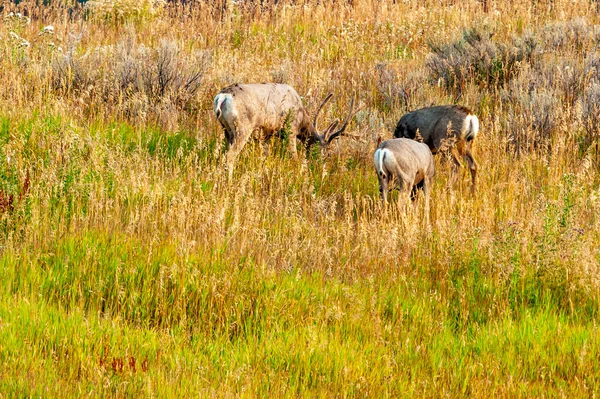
xmin=51 ymin=54 xmax=94 ymax=95
xmin=501 ymin=68 xmax=561 ymax=153
xmin=374 ymin=62 xmax=426 ymax=112
xmin=522 ymin=59 xmax=589 ymax=106
xmin=426 ymin=27 xmax=537 ymax=91
xmin=582 ymin=82 xmax=600 ymax=149
xmin=50 ymin=34 xmax=211 ymax=127
xmin=541 ymin=18 xmax=600 ymax=53
xmin=374 ymin=62 xmax=406 ymax=111
xmin=116 ymin=38 xmax=211 ymax=126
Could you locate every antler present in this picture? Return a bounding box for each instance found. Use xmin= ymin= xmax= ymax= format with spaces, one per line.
xmin=324 ymin=97 xmax=354 ymax=144
xmin=321 ymin=120 xmax=339 ymax=139
xmin=313 ymin=93 xmax=333 ymax=133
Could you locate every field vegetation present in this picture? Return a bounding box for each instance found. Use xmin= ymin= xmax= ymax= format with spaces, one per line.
xmin=1 ymin=0 xmax=600 ymax=396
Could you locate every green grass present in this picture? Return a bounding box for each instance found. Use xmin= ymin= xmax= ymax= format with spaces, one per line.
xmin=1 ymin=230 xmax=599 ymax=397
xmin=0 ymin=108 xmax=598 ymax=396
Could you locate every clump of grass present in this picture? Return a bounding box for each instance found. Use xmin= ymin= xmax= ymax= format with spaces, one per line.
xmin=3 ymin=11 xmax=30 ymax=34
xmin=85 ymin=0 xmax=166 ymax=25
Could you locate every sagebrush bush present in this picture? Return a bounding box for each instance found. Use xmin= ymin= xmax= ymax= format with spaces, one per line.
xmin=500 ymin=64 xmax=562 ymax=153
xmin=541 ymin=18 xmax=600 ymax=53
xmin=52 ymin=53 xmax=94 ymax=95
xmin=582 ymin=82 xmax=600 ymax=149
xmin=494 ymin=18 xmax=600 ymax=154
xmin=509 ymin=58 xmax=588 ymax=105
xmin=375 ymin=62 xmax=405 ymax=110
xmin=270 ymin=60 xmax=292 ymax=84
xmin=426 ymin=27 xmax=537 ymax=92
xmin=51 ymin=34 xmax=211 ymax=127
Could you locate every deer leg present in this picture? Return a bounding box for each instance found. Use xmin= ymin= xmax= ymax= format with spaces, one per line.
xmin=378 ymin=174 xmax=389 ymax=202
xmin=225 ymin=127 xmax=250 ymax=179
xmin=220 ymin=118 xmax=236 ymax=151
xmin=465 ymin=142 xmax=478 ymax=191
xmin=224 ymin=129 xmax=234 ymax=151
xmin=288 ymin=133 xmax=298 ymax=159
xmin=449 ymin=147 xmax=462 ymax=186
xmin=396 ymin=172 xmax=413 ymax=206
xmin=411 ymin=179 xmax=424 ymax=202
xmin=393 ymin=174 xmax=405 ymax=192
xmin=220 ymin=122 xmax=237 ymax=179
xmin=422 ymin=177 xmax=431 ymax=227
xmin=422 ymin=176 xmax=431 ymax=198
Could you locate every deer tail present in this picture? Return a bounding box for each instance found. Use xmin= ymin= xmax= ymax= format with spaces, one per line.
xmin=464 ymin=114 xmax=479 ymax=141
xmin=214 ymin=94 xmax=230 ymax=120
xmin=374 ymin=147 xmax=388 ymax=179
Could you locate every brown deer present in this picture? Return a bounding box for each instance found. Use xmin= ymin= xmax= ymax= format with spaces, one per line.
xmin=214 ymin=83 xmax=354 ymax=178
xmin=373 ymin=138 xmax=435 ymax=203
xmin=394 ymin=105 xmax=479 ymax=190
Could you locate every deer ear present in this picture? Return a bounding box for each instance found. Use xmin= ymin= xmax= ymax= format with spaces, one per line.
xmin=376 ymin=136 xmax=383 ymax=147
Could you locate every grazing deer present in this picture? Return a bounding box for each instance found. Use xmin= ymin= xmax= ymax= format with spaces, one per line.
xmin=373 ymin=138 xmax=435 ymax=203
xmin=214 ymin=83 xmax=354 ymax=178
xmin=394 ymin=105 xmax=479 ymax=190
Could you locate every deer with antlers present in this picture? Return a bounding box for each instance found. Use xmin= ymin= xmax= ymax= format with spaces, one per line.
xmin=214 ymin=83 xmax=354 ymax=178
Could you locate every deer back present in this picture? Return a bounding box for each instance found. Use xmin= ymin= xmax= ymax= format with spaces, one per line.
xmin=378 ymin=138 xmax=435 ymax=183
xmin=394 ymin=105 xmax=473 ymax=152
xmin=219 ymin=83 xmax=311 ymax=135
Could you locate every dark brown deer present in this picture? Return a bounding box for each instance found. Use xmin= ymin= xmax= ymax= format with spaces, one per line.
xmin=214 ymin=83 xmax=354 ymax=178
xmin=394 ymin=105 xmax=479 ymax=190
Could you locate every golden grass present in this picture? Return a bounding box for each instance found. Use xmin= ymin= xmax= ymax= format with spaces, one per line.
xmin=0 ymin=0 xmax=599 ymax=396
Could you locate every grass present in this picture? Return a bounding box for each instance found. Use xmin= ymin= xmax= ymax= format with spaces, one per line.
xmin=2 ymin=231 xmax=600 ymax=397
xmin=1 ymin=0 xmax=600 ymax=396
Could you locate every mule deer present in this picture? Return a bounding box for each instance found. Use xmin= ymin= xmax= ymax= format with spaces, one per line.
xmin=394 ymin=105 xmax=479 ymax=189
xmin=373 ymin=138 xmax=435 ymax=203
xmin=214 ymin=83 xmax=354 ymax=178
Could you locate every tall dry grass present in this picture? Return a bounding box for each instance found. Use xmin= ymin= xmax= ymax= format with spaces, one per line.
xmin=0 ymin=0 xmax=600 ymax=396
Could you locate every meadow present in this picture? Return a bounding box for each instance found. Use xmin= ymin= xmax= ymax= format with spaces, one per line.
xmin=1 ymin=0 xmax=600 ymax=396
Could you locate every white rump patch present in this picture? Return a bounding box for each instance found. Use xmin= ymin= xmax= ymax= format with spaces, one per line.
xmin=374 ymin=148 xmax=391 ymax=178
xmin=214 ymin=93 xmax=234 ymax=120
xmin=463 ymin=114 xmax=480 ymax=141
